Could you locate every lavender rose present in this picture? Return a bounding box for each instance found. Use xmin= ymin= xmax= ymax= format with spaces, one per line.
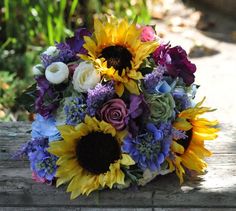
xmin=98 ymin=99 xmax=128 ymax=131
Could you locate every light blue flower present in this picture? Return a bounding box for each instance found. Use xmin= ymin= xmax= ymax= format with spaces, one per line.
xmin=32 ymin=114 xmax=61 ymax=142
xmin=155 ymin=80 xmax=172 ymax=93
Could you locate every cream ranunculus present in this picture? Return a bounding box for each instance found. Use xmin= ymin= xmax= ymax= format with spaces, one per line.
xmin=72 ymin=62 xmax=101 ymax=92
xmin=45 ymin=62 xmax=69 ymax=84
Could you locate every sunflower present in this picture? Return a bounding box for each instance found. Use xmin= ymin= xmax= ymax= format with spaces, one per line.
xmin=80 ymin=16 xmax=158 ymax=96
xmin=170 ymin=98 xmax=219 ymax=183
xmin=47 ymin=115 xmax=134 ymax=199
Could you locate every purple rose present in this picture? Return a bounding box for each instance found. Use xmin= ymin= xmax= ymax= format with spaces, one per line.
xmin=98 ymin=99 xmax=128 ymax=131
xmin=153 ymin=44 xmax=196 ymax=86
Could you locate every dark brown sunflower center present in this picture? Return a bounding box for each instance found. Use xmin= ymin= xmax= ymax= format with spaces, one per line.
xmin=100 ymin=45 xmax=132 ymax=75
xmin=176 ymin=129 xmax=193 ymax=151
xmin=76 ymin=132 xmax=121 ymax=174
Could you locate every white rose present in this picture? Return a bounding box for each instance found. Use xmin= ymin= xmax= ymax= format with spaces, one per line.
xmin=43 ymin=46 xmax=59 ymax=56
xmin=73 ymin=62 xmax=100 ymax=92
xmin=32 ymin=64 xmax=44 ymax=76
xmin=45 ymin=62 xmax=69 ymax=84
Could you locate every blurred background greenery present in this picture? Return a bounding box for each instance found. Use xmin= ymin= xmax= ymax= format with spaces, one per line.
xmin=0 ymin=0 xmax=150 ymax=121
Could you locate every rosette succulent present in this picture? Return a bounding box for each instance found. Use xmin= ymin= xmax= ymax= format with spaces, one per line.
xmin=145 ymin=93 xmax=175 ymax=123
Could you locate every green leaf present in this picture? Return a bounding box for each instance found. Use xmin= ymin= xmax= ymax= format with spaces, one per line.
xmin=15 ymin=83 xmax=37 ymax=113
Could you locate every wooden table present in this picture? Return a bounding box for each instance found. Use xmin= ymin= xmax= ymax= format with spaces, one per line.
xmin=0 ymin=122 xmax=235 ymax=210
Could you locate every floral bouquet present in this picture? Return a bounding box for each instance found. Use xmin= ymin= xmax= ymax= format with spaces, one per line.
xmin=17 ymin=16 xmax=219 ymax=199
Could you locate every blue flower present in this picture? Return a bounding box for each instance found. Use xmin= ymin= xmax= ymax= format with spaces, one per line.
xmin=122 ymin=123 xmax=171 ymax=171
xmin=28 ymin=145 xmax=57 ymax=181
xmin=32 ymin=114 xmax=61 ymax=142
xmin=155 ymin=80 xmax=172 ymax=93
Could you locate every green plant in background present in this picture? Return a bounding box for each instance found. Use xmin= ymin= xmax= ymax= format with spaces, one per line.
xmin=0 ymin=0 xmax=150 ymax=121
xmin=0 ymin=71 xmax=30 ymax=121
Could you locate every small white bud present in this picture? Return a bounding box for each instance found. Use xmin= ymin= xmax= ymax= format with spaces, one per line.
xmin=32 ymin=64 xmax=45 ymax=76
xmin=43 ymin=46 xmax=59 ymax=57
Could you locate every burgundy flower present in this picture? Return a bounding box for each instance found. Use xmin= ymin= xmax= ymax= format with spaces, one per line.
xmin=98 ymin=99 xmax=128 ymax=131
xmin=153 ymin=44 xmax=196 ymax=86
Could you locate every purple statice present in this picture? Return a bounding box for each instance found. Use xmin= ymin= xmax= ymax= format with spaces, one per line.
xmin=40 ymin=53 xmax=59 ymax=68
xmin=122 ymin=123 xmax=171 ymax=171
xmin=35 ymin=76 xmax=61 ymax=119
xmin=13 ymin=137 xmax=48 ymax=159
xmin=56 ymin=42 xmax=76 ymax=62
xmin=64 ymin=97 xmax=86 ymax=125
xmin=172 ymin=128 xmax=187 ymax=140
xmin=86 ymin=82 xmax=115 ymax=116
xmin=128 ymin=94 xmax=150 ymax=137
xmin=153 ymin=44 xmax=196 ymax=86
xmin=143 ymin=66 xmax=165 ymax=92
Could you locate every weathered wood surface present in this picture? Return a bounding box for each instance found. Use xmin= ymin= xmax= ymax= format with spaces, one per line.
xmin=0 ymin=122 xmax=236 ymax=210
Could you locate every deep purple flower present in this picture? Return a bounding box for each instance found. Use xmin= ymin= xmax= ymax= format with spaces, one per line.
xmin=128 ymin=94 xmax=150 ymax=137
xmin=153 ymin=43 xmax=171 ymax=66
xmin=153 ymin=44 xmax=196 ymax=86
xmin=35 ymin=76 xmax=62 ymax=118
xmin=86 ymin=82 xmax=115 ymax=116
xmin=65 ymin=28 xmax=92 ymax=55
xmin=122 ymin=123 xmax=171 ymax=171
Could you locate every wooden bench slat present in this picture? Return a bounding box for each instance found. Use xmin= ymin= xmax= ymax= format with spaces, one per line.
xmin=0 ymin=122 xmax=235 ymax=208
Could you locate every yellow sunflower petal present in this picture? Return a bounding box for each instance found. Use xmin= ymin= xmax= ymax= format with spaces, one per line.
xmin=115 ymin=82 xmax=125 ymax=97
xmin=173 ymin=117 xmax=192 ymax=131
xmin=181 ymin=150 xmax=207 ymax=172
xmin=120 ymin=154 xmax=135 ymax=166
xmin=171 ymin=141 xmax=185 ymax=155
xmin=124 ymin=79 xmax=140 ymax=95
xmin=174 ymin=155 xmax=185 ymax=184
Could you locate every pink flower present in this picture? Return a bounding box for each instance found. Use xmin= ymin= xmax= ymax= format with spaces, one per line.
xmin=32 ymin=171 xmax=47 ymax=183
xmin=99 ymin=99 xmax=128 ymax=130
xmin=140 ymin=26 xmax=156 ymax=42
